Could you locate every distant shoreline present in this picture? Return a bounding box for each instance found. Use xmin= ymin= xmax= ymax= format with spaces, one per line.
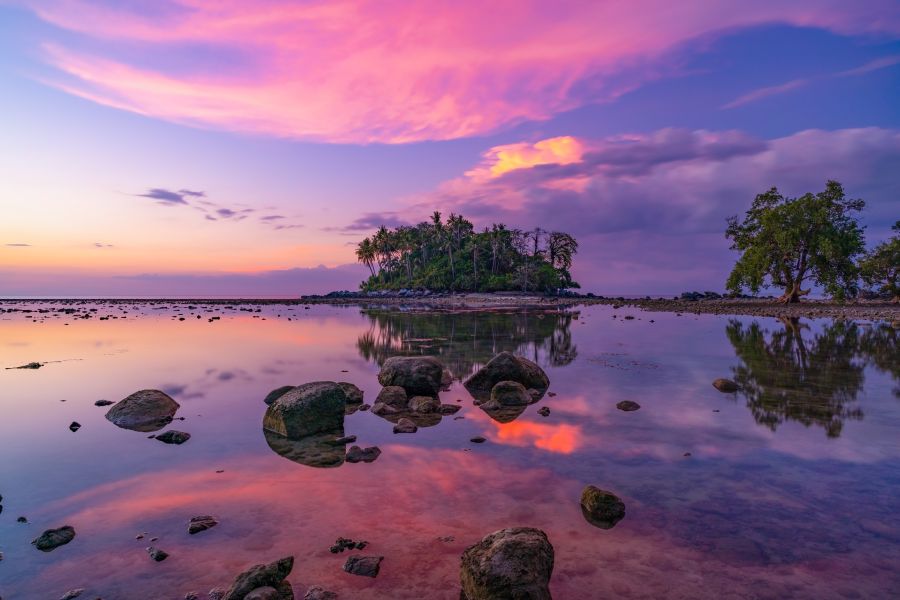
xmin=1 ymin=294 xmax=897 ymax=321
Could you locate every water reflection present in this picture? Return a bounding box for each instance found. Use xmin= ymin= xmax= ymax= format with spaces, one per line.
xmin=724 ymin=318 xmax=900 ymax=437
xmin=356 ymin=309 xmax=577 ymax=383
xmin=263 ymin=428 xmax=347 ymax=468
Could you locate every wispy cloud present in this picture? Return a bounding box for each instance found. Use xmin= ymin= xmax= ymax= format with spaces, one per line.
xmin=93 ymin=242 xmax=114 ymax=248
xmin=723 ymin=54 xmax=900 ymax=109
xmin=136 ymin=187 xmax=193 ymax=205
xmin=5 ymin=243 xmax=31 ymax=247
xmin=335 ymin=212 xmax=410 ymax=232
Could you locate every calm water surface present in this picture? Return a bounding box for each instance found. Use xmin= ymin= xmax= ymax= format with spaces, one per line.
xmin=0 ymin=302 xmax=898 ymax=599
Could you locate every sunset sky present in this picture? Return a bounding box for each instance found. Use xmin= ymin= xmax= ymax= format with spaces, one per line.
xmin=1 ymin=1 xmax=898 ymax=296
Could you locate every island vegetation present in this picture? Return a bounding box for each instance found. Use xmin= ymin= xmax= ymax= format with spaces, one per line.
xmin=355 ymin=211 xmax=579 ymax=293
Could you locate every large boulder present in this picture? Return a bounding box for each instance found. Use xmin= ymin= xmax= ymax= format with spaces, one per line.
xmin=489 ymin=381 xmax=532 ymax=407
xmin=32 ymin=525 xmax=76 ymax=552
xmin=105 ymin=389 xmax=180 ymax=432
xmin=464 ymin=353 xmax=549 ymax=402
xmin=460 ymin=527 xmax=554 ymax=600
xmin=263 ymin=382 xmax=346 ymax=439
xmin=377 ymin=356 xmax=444 ymax=396
xmin=223 ymin=556 xmax=294 ymax=600
xmin=580 ymin=485 xmax=626 ymax=529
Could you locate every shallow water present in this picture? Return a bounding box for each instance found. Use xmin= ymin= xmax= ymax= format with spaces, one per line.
xmin=0 ymin=302 xmax=898 ymax=599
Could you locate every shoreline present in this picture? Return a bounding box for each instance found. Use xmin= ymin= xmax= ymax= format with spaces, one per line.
xmin=1 ymin=294 xmax=898 ymax=321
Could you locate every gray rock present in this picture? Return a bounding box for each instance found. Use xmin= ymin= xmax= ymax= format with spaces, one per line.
xmin=263 ymin=382 xmax=346 ymax=439
xmin=537 ymin=407 xmax=550 ymax=417
xmin=304 ymin=586 xmax=337 ymax=600
xmin=375 ymin=386 xmax=408 ymax=409
xmin=460 ymin=527 xmax=554 ymax=600
xmin=489 ymin=381 xmax=532 ymax=407
xmin=616 ymin=400 xmax=640 ymax=412
xmin=470 ymin=436 xmax=486 ymax=444
xmin=94 ymin=399 xmax=113 ymax=406
xmin=346 ymin=445 xmax=381 ymax=463
xmin=377 ymin=356 xmax=444 ymax=396
xmin=189 ymin=515 xmax=219 ymax=535
xmin=393 ymin=418 xmax=417 ymax=434
xmin=342 ymin=555 xmax=382 ymax=578
xmin=408 ymin=395 xmax=441 ymax=413
xmin=712 ymin=378 xmax=738 ymax=393
xmin=440 ymin=404 xmax=461 ymax=414
xmin=245 ymin=588 xmax=279 ymax=600
xmin=264 ymin=386 xmax=296 ymax=406
xmin=156 ymin=430 xmax=191 ymax=444
xmin=60 ymin=589 xmax=84 ymax=600
xmin=105 ymin=389 xmax=180 ymax=432
xmin=223 ymin=556 xmax=294 ymax=600
xmin=580 ymin=485 xmax=625 ymax=529
xmin=370 ymin=401 xmax=399 ymax=416
xmin=32 ymin=525 xmax=76 ymax=551
xmin=147 ymin=546 xmax=169 ymax=561
xmin=208 ymin=588 xmax=226 ymax=600
xmin=338 ymin=382 xmax=364 ymax=405
xmin=464 ymin=352 xmax=549 ymax=402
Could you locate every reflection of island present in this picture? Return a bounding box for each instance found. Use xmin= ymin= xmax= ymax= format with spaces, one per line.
xmin=725 ymin=318 xmax=867 ymax=438
xmin=859 ymin=323 xmax=899 ymax=398
xmin=357 ymin=309 xmax=577 ymax=383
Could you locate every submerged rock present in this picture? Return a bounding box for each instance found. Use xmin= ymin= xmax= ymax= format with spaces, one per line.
xmin=189 ymin=515 xmax=219 ymax=535
xmin=712 ymin=378 xmax=738 ymax=393
xmin=264 ymin=429 xmax=346 ymax=469
xmin=105 ymin=389 xmax=180 ymax=432
xmin=346 ymin=445 xmax=381 ymax=463
xmin=223 ymin=556 xmax=294 ymax=600
xmin=393 ymin=418 xmax=418 ymax=434
xmin=616 ymin=401 xmax=640 ymax=412
xmin=377 ymin=356 xmax=444 ymax=396
xmin=263 ymin=382 xmax=346 ymax=439
xmin=460 ymin=527 xmax=554 ymax=600
xmin=464 ymin=352 xmax=549 ymax=402
xmin=440 ymin=404 xmax=462 ymax=415
xmin=303 ymin=587 xmax=337 ymax=600
xmin=147 ymin=546 xmax=169 ymax=562
xmin=156 ymin=430 xmax=191 ymax=444
xmin=489 ymin=381 xmax=532 ymax=407
xmin=580 ymin=485 xmax=625 ymax=529
xmin=343 ymin=555 xmax=382 ymax=578
xmin=32 ymin=525 xmax=76 ymax=551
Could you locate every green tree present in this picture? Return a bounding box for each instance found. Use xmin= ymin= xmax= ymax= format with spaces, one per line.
xmin=725 ymin=180 xmax=866 ymax=303
xmin=859 ymin=221 xmax=900 ymax=303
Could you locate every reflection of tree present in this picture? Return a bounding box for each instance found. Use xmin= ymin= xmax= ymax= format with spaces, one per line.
xmin=859 ymin=323 xmax=899 ymax=398
xmin=357 ymin=309 xmax=577 ymax=381
xmin=725 ymin=318 xmax=865 ymax=438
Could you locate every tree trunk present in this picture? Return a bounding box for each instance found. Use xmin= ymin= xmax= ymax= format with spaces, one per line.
xmin=777 ymin=282 xmax=811 ymax=303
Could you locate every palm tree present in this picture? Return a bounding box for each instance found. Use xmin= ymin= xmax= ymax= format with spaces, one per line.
xmin=356 ymin=237 xmax=377 ymax=277
xmin=548 ymin=232 xmax=578 ymax=270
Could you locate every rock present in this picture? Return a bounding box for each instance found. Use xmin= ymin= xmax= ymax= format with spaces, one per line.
xmin=712 ymin=378 xmax=738 ymax=393
xmin=375 ymin=386 xmax=408 ymax=409
xmin=464 ymin=352 xmax=549 ymax=402
xmin=264 ymin=386 xmax=296 ymax=406
xmin=264 ymin=429 xmax=346 ymax=469
xmin=460 ymin=527 xmax=554 ymax=600
xmin=32 ymin=525 xmax=76 ymax=551
xmin=537 ymin=407 xmax=550 ymax=417
xmin=69 ymin=421 xmax=81 ymax=432
xmin=185 ymin=593 xmax=200 ymax=600
xmin=94 ymin=399 xmax=113 ymax=406
xmin=440 ymin=404 xmax=461 ymax=415
xmin=489 ymin=381 xmax=532 ymax=407
xmin=393 ymin=418 xmax=417 ymax=434
xmin=189 ymin=515 xmax=219 ymax=535
xmin=244 ymin=588 xmax=279 ymax=600
xmin=616 ymin=401 xmax=640 ymax=412
xmin=147 ymin=546 xmax=169 ymax=561
xmin=477 ymin=402 xmax=527 ymax=424
xmin=329 ymin=537 xmax=368 ymax=553
xmin=105 ymin=389 xmax=180 ymax=432
xmin=156 ymin=430 xmax=191 ymax=444
xmin=343 ymin=555 xmax=382 ymax=578
xmin=263 ymin=382 xmax=346 ymax=439
xmin=208 ymin=587 xmax=226 ymax=600
xmin=370 ymin=401 xmax=399 ymax=416
xmin=331 ymin=435 xmax=357 ymax=445
xmin=377 ymin=356 xmax=444 ymax=396
xmin=580 ymin=485 xmax=626 ymax=529
xmin=223 ymin=556 xmax=294 ymax=600
xmin=470 ymin=436 xmax=486 ymax=444
xmin=408 ymin=395 xmax=441 ymax=413
xmin=338 ymin=382 xmax=364 ymax=404
xmin=441 ymin=368 xmax=454 ymax=389
xmin=60 ymin=589 xmax=84 ymax=600
xmin=304 ymin=586 xmax=337 ymax=600
xmin=346 ymin=445 xmax=381 ymax=463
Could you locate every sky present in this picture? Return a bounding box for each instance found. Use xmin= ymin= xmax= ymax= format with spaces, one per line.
xmin=0 ymin=0 xmax=898 ymax=297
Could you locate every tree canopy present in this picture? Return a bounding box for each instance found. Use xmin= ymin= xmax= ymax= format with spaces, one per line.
xmin=725 ymin=180 xmax=866 ymax=303
xmin=859 ymin=221 xmax=899 ymax=303
xmin=355 ymin=211 xmax=579 ymax=293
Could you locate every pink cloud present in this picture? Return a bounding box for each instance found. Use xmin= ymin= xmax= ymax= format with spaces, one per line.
xmin=23 ymin=0 xmax=900 ymax=142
